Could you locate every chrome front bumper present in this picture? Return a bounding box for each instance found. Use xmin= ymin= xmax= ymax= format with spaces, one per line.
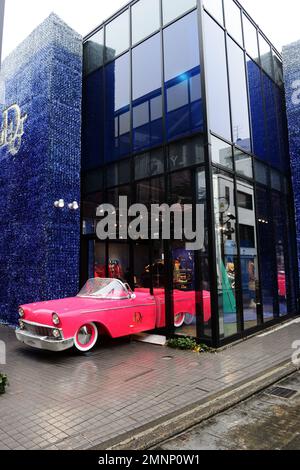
xmin=15 ymin=329 xmax=74 ymax=352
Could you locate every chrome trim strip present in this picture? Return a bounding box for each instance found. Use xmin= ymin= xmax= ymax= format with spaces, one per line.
xmin=22 ymin=319 xmax=62 ymax=331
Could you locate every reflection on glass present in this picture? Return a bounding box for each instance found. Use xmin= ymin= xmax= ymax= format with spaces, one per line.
xmin=168 ymin=135 xmax=204 ymax=171
xmin=132 ymin=0 xmax=160 ymax=45
xmin=237 ymin=181 xmax=259 ymax=329
xmin=213 ymin=169 xmax=238 ymax=338
xmin=243 ymin=15 xmax=259 ymax=61
xmin=134 ymin=149 xmax=164 ymax=181
xmin=82 ymin=192 xmax=103 ymax=235
xmin=132 ymin=34 xmax=163 ymax=151
xmin=82 ymin=70 xmax=104 ymax=170
xmin=95 ymin=241 xmax=107 ymax=279
xmin=164 ymin=12 xmax=203 ymax=140
xmin=246 ymin=57 xmax=268 ymax=160
xmin=204 ymin=13 xmax=231 ymax=141
xmin=227 ymin=38 xmax=251 ymax=152
xmin=234 ymin=148 xmax=253 ymax=178
xmin=262 ymin=73 xmax=281 ymax=169
xmin=108 ymin=243 xmax=130 ymax=284
xmin=259 ymin=33 xmax=273 ymax=78
xmin=162 ymin=0 xmax=197 ymax=25
xmin=224 ymin=0 xmax=243 ymax=44
xmin=211 ymin=136 xmax=233 ymax=169
xmin=105 ymin=10 xmax=130 ymax=60
xmin=203 ymin=0 xmax=224 ymax=25
xmin=197 ymin=169 xmax=211 ymax=339
xmin=272 ymin=192 xmax=288 ymax=317
xmin=273 ymin=52 xmax=283 ymax=87
xmin=105 ymin=53 xmax=130 ymax=162
xmin=83 ymin=29 xmax=104 ymax=75
xmin=256 ymin=187 xmax=274 ymax=321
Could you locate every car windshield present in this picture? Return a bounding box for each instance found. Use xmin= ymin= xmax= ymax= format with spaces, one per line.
xmin=77 ymin=278 xmax=130 ymax=300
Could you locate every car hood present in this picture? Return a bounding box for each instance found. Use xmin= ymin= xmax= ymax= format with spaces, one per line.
xmin=21 ymin=296 xmax=122 ymax=324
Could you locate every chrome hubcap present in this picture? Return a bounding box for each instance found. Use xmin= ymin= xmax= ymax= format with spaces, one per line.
xmin=78 ymin=326 xmax=92 ymax=345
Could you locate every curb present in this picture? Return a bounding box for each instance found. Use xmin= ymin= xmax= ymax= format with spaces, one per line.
xmin=89 ymin=360 xmax=297 ymax=451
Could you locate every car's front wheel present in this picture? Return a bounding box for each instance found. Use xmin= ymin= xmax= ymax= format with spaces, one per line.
xmin=74 ymin=322 xmax=98 ymax=352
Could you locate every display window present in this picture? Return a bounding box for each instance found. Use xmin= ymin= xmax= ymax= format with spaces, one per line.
xmin=237 ymin=180 xmax=260 ymax=330
xmin=213 ymin=169 xmax=238 ymax=338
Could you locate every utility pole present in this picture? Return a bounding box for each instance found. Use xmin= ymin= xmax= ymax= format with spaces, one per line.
xmin=0 ymin=0 xmax=5 ymax=65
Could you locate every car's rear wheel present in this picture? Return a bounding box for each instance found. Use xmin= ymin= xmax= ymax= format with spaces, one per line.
xmin=74 ymin=322 xmax=98 ymax=352
xmin=174 ymin=313 xmax=185 ymax=328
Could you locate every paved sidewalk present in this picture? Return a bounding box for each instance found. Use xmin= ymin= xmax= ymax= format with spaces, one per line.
xmin=0 ymin=321 xmax=299 ymax=450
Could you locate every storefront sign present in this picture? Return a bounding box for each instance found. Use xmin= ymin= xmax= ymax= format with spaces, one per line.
xmin=0 ymin=104 xmax=27 ymax=156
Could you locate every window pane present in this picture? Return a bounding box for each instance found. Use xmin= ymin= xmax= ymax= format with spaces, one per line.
xmin=272 ymin=192 xmax=288 ymax=316
xmin=105 ymin=53 xmax=130 ymax=162
xmin=132 ymin=33 xmax=163 ymax=152
xmin=263 ymin=73 xmax=281 ymax=169
xmin=273 ymin=51 xmax=283 ymax=87
xmin=164 ymin=12 xmax=203 ymax=140
xmin=213 ymin=169 xmax=238 ymax=338
xmin=168 ymin=135 xmax=205 ymax=171
xmin=211 ymin=136 xmax=233 ymax=169
xmin=132 ymin=0 xmax=160 ymax=45
xmin=203 ymin=0 xmax=224 ymax=25
xmin=83 ymin=29 xmax=104 ymax=75
xmin=106 ymin=10 xmax=130 ymax=60
xmin=82 ymin=70 xmax=104 ymax=171
xmin=204 ymin=14 xmax=231 ymax=141
xmin=224 ymin=0 xmax=243 ymax=44
xmin=246 ymin=57 xmax=268 ymax=160
xmin=243 ymin=15 xmax=259 ymax=62
xmin=256 ymin=187 xmax=275 ymax=321
xmin=259 ymin=33 xmax=273 ymax=78
xmin=227 ymin=38 xmax=251 ymax=151
xmin=234 ymin=148 xmax=253 ymax=178
xmin=254 ymin=160 xmax=269 ymax=186
xmin=237 ymin=181 xmax=259 ymax=330
xmin=162 ymin=0 xmax=196 ymax=25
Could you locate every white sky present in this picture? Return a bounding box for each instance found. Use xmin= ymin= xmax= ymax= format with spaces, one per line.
xmin=2 ymin=0 xmax=300 ymax=59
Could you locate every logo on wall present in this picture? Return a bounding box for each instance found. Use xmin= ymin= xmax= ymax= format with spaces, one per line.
xmin=0 ymin=104 xmax=27 ymax=156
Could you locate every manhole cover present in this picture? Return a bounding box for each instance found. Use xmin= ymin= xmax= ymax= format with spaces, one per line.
xmin=266 ymin=386 xmax=298 ymax=399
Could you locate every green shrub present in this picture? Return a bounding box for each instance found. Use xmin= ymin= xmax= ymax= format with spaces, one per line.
xmin=167 ymin=337 xmax=211 ymax=353
xmin=0 ymin=373 xmax=9 ymax=395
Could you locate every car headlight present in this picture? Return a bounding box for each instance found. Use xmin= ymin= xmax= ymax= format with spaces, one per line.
xmin=52 ymin=329 xmax=61 ymax=339
xmin=52 ymin=313 xmax=60 ymax=325
xmin=18 ymin=308 xmax=24 ymax=318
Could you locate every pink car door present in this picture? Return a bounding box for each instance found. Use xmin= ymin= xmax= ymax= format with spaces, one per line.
xmin=127 ymin=292 xmax=156 ymax=334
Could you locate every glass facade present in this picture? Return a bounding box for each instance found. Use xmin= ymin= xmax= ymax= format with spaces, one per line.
xmin=81 ymin=0 xmax=299 ymax=348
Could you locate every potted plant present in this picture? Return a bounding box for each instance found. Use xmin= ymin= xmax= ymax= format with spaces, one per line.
xmin=0 ymin=373 xmax=8 ymax=394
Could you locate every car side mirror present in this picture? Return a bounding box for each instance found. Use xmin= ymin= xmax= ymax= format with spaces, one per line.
xmin=130 ymin=293 xmax=136 ymax=300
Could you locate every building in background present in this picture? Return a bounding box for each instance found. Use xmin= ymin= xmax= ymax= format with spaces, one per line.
xmin=81 ymin=0 xmax=299 ymax=347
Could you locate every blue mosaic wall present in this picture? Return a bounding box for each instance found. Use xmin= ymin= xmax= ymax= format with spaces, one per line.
xmin=0 ymin=14 xmax=82 ymax=325
xmin=283 ymin=41 xmax=300 ymax=278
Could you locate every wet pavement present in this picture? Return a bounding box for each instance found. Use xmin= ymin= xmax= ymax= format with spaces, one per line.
xmin=0 ymin=320 xmax=299 ymax=450
xmin=158 ymin=372 xmax=300 ymax=450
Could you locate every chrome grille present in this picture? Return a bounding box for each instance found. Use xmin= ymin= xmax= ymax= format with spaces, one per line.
xmin=23 ymin=322 xmax=54 ymax=337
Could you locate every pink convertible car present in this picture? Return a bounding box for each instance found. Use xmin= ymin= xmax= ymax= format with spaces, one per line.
xmin=16 ymin=278 xmax=211 ymax=353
